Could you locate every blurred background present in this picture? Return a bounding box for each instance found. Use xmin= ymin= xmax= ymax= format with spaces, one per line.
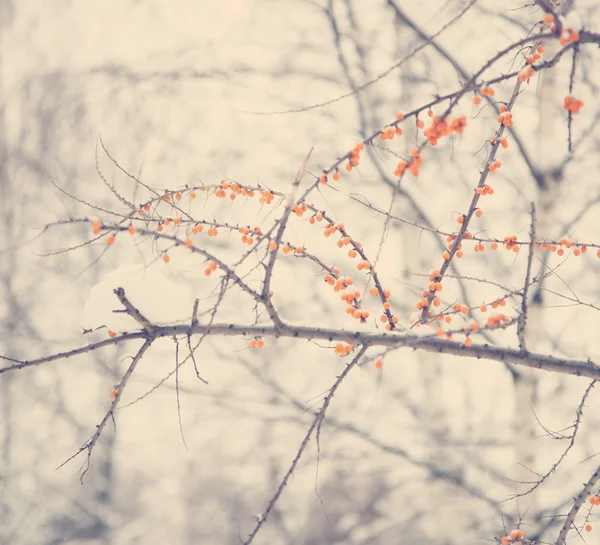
xmin=2 ymin=1 xmax=600 ymax=543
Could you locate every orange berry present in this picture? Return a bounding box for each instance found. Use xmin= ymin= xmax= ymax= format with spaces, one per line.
xmin=464 ymin=337 xmax=472 ymax=347
xmin=501 ymin=538 xmax=509 ymax=545
xmin=107 ymin=234 xmax=116 ymax=245
xmin=473 ymin=96 xmax=481 ymax=105
xmin=475 ymin=209 xmax=483 ymax=217
xmin=108 ymin=330 xmax=117 ymax=338
xmin=269 ymin=241 xmax=278 ymax=251
xmin=163 ymin=254 xmax=170 ymax=263
xmin=185 ymin=237 xmax=193 ymax=247
xmin=375 ymin=360 xmax=383 ymax=370
xmin=92 ymin=220 xmax=102 ymax=234
xmin=128 ymin=224 xmax=137 ymax=235
xmin=586 ymin=524 xmax=592 ymax=533
xmin=110 ymin=389 xmax=117 ymax=398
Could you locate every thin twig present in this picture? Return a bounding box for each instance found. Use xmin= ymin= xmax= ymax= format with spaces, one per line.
xmin=243 ymin=345 xmax=368 ymax=544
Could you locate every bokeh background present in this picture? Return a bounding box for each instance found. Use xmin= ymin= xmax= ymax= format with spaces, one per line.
xmin=2 ymin=1 xmax=600 ymax=544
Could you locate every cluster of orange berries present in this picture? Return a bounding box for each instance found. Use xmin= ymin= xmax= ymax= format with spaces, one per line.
xmin=290 ymin=202 xmax=309 ymax=216
xmin=306 ymin=211 xmax=323 ymax=226
xmin=453 ymin=302 xmax=469 ymax=315
xmin=485 ymin=313 xmax=509 ymax=328
xmin=238 ymin=225 xmax=262 ymax=245
xmin=559 ymin=28 xmax=580 ymax=46
xmin=542 ymin=13 xmax=580 ymax=43
xmin=497 ymin=111 xmax=514 ymax=127
xmin=380 ymin=125 xmax=403 ymax=140
xmin=323 ymin=222 xmax=345 ymax=238
xmin=157 ymin=217 xmax=183 ymax=232
xmin=395 ymin=149 xmax=424 ymax=177
xmin=212 ymin=179 xmax=257 ymax=201
xmin=489 ymin=160 xmax=502 ymax=172
xmin=324 ymin=270 xmax=352 ymax=291
xmin=564 ymin=95 xmax=584 ymax=114
xmin=334 ymin=342 xmax=353 ymax=356
xmin=249 ymin=337 xmax=265 ymax=348
xmin=343 ymin=142 xmax=364 ymax=172
xmin=474 ymin=241 xmax=494 ymax=252
xmin=137 ymin=203 xmax=153 ymax=215
xmin=518 ymin=65 xmax=535 ymax=83
xmin=543 ymin=12 xmax=556 ymax=30
xmin=479 ymin=299 xmax=507 ymax=313
xmin=476 ymin=185 xmax=495 ymax=195
xmin=428 ymin=292 xmax=510 ymax=339
xmin=258 ymin=189 xmax=275 ymax=204
xmin=319 ymin=170 xmax=343 ymax=184
xmin=282 ymin=244 xmax=304 ymax=255
xmin=504 ymin=235 xmax=520 ymax=252
xmin=415 ymin=271 xmax=443 ymax=315
xmin=345 ymin=301 xmax=370 ymax=322
xmin=204 ymin=261 xmax=218 ymax=276
xmin=374 ymin=289 xmax=398 ymax=330
xmin=490 ymin=135 xmax=509 ymax=149
xmin=500 ymin=529 xmax=524 ymax=544
xmin=525 ymin=45 xmax=544 ymax=66
xmin=423 ymin=115 xmax=467 ymax=146
xmin=322 ymin=270 xmax=375 ymax=323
